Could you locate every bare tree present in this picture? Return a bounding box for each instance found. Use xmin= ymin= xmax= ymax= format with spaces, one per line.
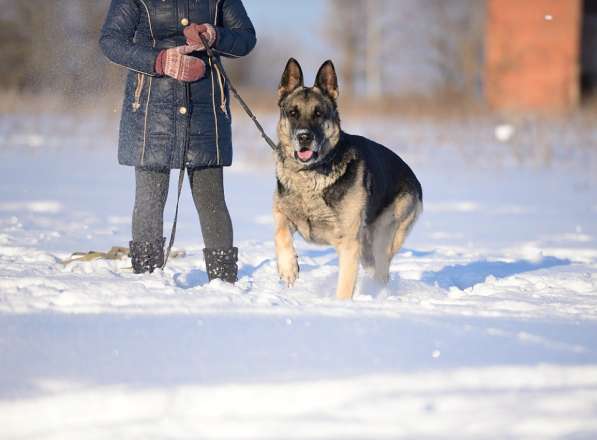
xmin=365 ymin=0 xmax=383 ymax=97
xmin=0 ymin=0 xmax=120 ymax=99
xmin=427 ymin=0 xmax=486 ymax=98
xmin=325 ymin=0 xmax=367 ymax=96
xmin=324 ymin=0 xmax=486 ymax=100
xmin=0 ymin=18 xmax=29 ymax=91
xmin=0 ymin=1 xmax=53 ymax=92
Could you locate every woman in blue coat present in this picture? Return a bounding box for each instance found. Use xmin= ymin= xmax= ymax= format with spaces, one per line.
xmin=100 ymin=0 xmax=256 ymax=281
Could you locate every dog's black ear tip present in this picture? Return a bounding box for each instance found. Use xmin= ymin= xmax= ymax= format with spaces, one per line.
xmin=283 ymin=58 xmax=304 ymax=78
xmin=285 ymin=58 xmax=301 ymax=69
xmin=279 ymin=57 xmax=304 ymax=97
xmin=319 ymin=60 xmax=335 ymax=70
xmin=317 ymin=60 xmax=338 ymax=80
xmin=315 ymin=59 xmax=339 ymax=100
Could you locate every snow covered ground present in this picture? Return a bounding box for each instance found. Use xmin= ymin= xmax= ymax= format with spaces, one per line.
xmin=1 ymin=112 xmax=597 ymax=438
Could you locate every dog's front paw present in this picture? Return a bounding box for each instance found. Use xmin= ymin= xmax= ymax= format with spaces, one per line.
xmin=277 ymin=253 xmax=299 ymax=287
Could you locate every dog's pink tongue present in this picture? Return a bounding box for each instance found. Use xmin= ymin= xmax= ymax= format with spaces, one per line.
xmin=297 ymin=149 xmax=314 ymax=161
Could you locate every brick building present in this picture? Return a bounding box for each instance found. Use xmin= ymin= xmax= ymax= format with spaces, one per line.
xmin=485 ymin=0 xmax=595 ymax=112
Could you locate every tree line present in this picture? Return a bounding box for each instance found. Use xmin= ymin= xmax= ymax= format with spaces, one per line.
xmin=0 ymin=0 xmax=485 ymax=101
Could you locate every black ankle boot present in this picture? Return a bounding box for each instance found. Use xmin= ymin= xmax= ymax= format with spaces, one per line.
xmin=129 ymin=237 xmax=165 ymax=274
xmin=203 ymin=247 xmax=238 ymax=283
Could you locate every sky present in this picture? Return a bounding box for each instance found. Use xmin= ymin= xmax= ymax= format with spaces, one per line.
xmin=244 ymin=0 xmax=325 ymax=37
xmin=241 ymin=0 xmax=331 ymax=82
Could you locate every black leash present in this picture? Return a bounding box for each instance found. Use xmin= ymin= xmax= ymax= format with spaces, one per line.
xmin=201 ymin=35 xmax=278 ymax=151
xmin=162 ymin=34 xmax=277 ymax=269
xmin=162 ymin=82 xmax=190 ymax=269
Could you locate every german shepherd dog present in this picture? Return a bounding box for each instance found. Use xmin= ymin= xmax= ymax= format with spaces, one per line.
xmin=274 ymin=59 xmax=423 ymax=300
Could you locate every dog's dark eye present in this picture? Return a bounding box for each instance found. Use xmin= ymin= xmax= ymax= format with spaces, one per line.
xmin=314 ymin=109 xmax=322 ymax=118
xmin=288 ymin=109 xmax=298 ymax=118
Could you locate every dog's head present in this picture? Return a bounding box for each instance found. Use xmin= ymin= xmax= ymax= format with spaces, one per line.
xmin=277 ymin=58 xmax=341 ymax=166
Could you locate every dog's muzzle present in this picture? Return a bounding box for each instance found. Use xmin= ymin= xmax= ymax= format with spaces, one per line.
xmin=293 ymin=129 xmax=319 ymax=163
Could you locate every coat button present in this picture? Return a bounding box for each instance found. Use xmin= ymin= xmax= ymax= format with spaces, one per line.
xmin=179 ymin=106 xmax=188 ymax=115
xmin=181 ymin=18 xmax=189 ymax=26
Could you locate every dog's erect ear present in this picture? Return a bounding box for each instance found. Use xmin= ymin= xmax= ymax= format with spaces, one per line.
xmin=315 ymin=60 xmax=339 ymax=101
xmin=278 ymin=58 xmax=304 ymax=102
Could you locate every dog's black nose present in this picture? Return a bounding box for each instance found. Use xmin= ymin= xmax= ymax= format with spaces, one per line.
xmin=297 ymin=132 xmax=314 ymax=146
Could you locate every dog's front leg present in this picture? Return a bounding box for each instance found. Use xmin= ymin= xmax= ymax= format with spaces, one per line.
xmin=274 ymin=206 xmax=299 ymax=287
xmin=335 ymin=240 xmax=360 ymax=300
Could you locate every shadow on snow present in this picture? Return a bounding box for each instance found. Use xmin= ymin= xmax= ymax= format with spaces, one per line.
xmin=421 ymin=256 xmax=570 ymax=290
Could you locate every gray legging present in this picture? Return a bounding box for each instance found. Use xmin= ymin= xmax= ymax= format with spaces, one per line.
xmin=132 ymin=166 xmax=233 ymax=249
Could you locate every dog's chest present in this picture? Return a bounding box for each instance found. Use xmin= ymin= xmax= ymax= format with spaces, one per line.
xmin=281 ymin=191 xmax=339 ymax=245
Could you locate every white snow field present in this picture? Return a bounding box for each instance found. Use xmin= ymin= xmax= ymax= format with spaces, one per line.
xmin=1 ymin=113 xmax=597 ymax=439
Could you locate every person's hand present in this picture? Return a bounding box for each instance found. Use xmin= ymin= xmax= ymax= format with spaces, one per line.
xmin=184 ymin=23 xmax=217 ymax=51
xmin=155 ymin=46 xmax=206 ymax=82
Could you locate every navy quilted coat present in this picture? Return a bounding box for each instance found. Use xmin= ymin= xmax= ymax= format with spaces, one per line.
xmin=100 ymin=0 xmax=256 ymax=169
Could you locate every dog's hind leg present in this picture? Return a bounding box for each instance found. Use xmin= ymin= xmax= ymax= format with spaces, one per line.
xmin=390 ymin=195 xmax=422 ymax=256
xmin=369 ymin=209 xmax=396 ymax=284
xmin=370 ymin=194 xmax=422 ymax=284
xmin=359 ymin=227 xmax=376 ymax=275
